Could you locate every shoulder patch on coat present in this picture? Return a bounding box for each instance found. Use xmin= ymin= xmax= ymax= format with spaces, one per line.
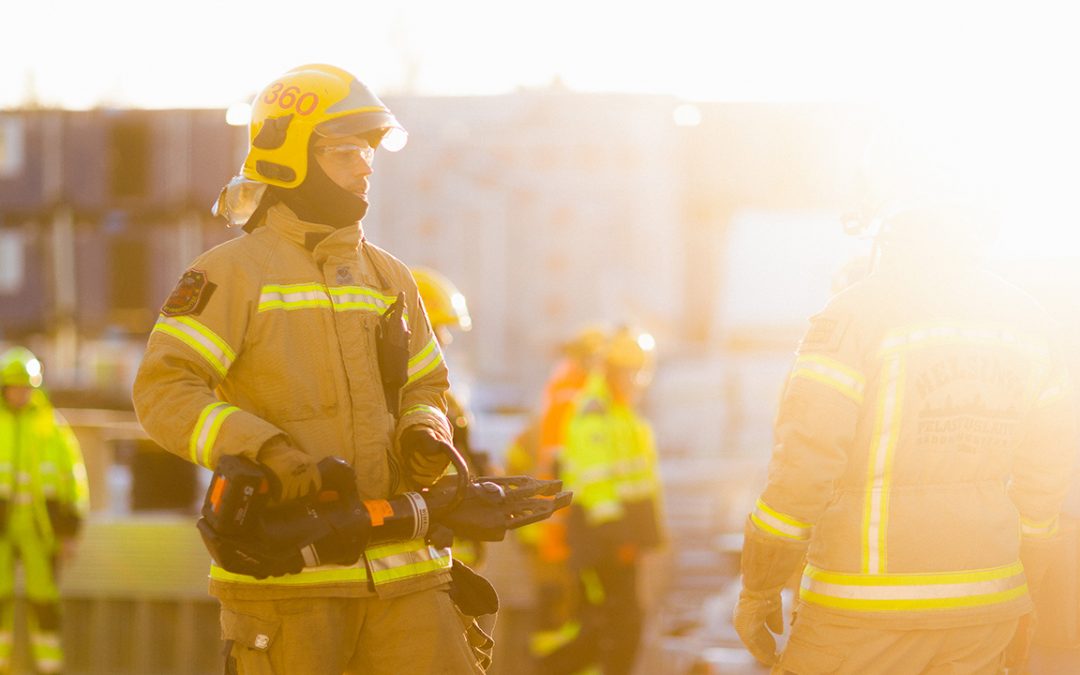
xmin=799 ymin=313 xmax=850 ymax=353
xmin=161 ymin=269 xmax=217 ymax=317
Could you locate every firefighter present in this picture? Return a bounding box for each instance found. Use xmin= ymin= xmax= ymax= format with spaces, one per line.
xmin=733 ymin=115 xmax=1078 ymax=674
xmin=514 ymin=326 xmax=608 ymax=663
xmin=0 ymin=347 xmax=88 ymax=675
xmin=542 ymin=327 xmax=665 ymax=675
xmin=411 ymin=265 xmax=493 ymax=568
xmin=132 ymin=65 xmax=492 ymax=674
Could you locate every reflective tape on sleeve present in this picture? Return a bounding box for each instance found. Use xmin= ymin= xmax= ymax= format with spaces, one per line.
xmin=407 ymin=337 xmax=445 ymax=385
xmin=1021 ymin=514 xmax=1059 ymax=539
xmin=790 ymin=354 xmax=865 ymax=405
xmin=750 ymin=498 xmax=812 ymax=541
xmin=189 ymin=401 xmax=240 ymax=468
xmin=152 ymin=315 xmax=236 ymax=377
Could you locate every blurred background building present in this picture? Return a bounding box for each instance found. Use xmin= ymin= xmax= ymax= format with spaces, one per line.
xmin=3 ymin=93 xmax=1075 ymax=673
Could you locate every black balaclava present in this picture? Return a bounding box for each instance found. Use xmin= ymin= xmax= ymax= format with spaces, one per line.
xmin=275 ymin=141 xmax=368 ymax=228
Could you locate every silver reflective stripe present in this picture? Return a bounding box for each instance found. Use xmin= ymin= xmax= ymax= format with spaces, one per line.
xmin=750 ymin=498 xmax=811 ymax=541
xmin=864 ymin=355 xmax=904 ymax=574
xmin=790 ymin=354 xmax=865 ymax=404
xmin=801 ymin=562 xmax=1028 ymax=611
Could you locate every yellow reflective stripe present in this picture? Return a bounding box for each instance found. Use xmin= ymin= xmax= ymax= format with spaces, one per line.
xmin=330 ymin=286 xmax=407 ymax=320
xmin=791 ymin=354 xmax=865 ymax=404
xmin=367 ymin=540 xmax=451 ymax=584
xmin=152 ymin=315 xmax=235 ymax=377
xmin=210 ymin=562 xmax=368 ymax=584
xmin=879 ymin=324 xmax=1049 ymax=361
xmin=407 ymin=337 xmax=444 ymax=385
xmin=863 ymin=355 xmax=905 ymax=574
xmin=401 ymin=404 xmax=448 ymax=425
xmin=189 ymin=401 xmax=239 ymax=468
xmin=1021 ymin=514 xmax=1059 ymax=539
xmin=751 ymin=498 xmax=812 ymax=541
xmin=801 ymin=562 xmax=1027 ymax=611
xmin=258 ymin=284 xmax=410 ymax=319
xmin=258 ymin=283 xmax=332 ymax=312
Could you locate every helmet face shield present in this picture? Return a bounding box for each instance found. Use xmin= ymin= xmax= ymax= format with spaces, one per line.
xmin=316 ymin=113 xmax=408 ymax=150
xmin=241 ymin=64 xmax=407 ymax=189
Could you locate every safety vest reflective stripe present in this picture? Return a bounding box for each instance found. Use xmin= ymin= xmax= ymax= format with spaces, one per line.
xmin=1021 ymin=514 xmax=1059 ymax=539
xmin=29 ymin=633 xmax=61 ymax=668
xmin=153 ymin=315 xmax=236 ymax=378
xmin=189 ymin=402 xmax=240 ymax=468
xmin=791 ymin=354 xmax=865 ymax=404
xmin=329 ymin=286 xmax=404 ymax=317
xmin=801 ymin=562 xmax=1028 ymax=611
xmin=863 ymin=354 xmax=905 ymax=574
xmin=258 ymin=283 xmax=332 ymax=311
xmin=750 ymin=498 xmax=812 ymax=541
xmin=366 ymin=539 xmax=452 ymax=584
xmin=210 ymin=562 xmax=369 ymax=585
xmin=407 ymin=337 xmax=444 ymax=385
xmin=258 ymin=284 xmax=410 ymax=319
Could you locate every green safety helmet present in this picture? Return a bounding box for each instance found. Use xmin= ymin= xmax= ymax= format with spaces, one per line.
xmin=0 ymin=347 xmax=44 ymax=388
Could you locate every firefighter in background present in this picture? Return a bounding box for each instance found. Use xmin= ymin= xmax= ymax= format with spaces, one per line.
xmin=411 ymin=266 xmax=494 ymax=568
xmin=0 ymin=347 xmax=88 ymax=675
xmin=511 ymin=326 xmax=608 ymax=663
xmin=542 ymin=327 xmax=665 ymax=675
xmin=733 ymin=113 xmax=1078 ymax=674
xmin=133 ymin=65 xmax=491 ymax=674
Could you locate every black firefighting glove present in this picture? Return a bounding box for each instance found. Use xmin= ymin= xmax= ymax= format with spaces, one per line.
xmin=257 ymin=437 xmax=322 ymax=502
xmin=400 ymin=427 xmax=451 ymax=487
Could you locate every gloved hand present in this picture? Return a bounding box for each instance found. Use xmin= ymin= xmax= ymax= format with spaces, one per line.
xmin=733 ymin=588 xmax=784 ymax=666
xmin=400 ymin=427 xmax=452 ymax=486
xmin=257 ymin=438 xmax=321 ymax=501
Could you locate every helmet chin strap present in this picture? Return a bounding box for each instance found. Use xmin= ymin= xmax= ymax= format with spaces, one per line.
xmin=276 ymin=147 xmax=368 ymax=228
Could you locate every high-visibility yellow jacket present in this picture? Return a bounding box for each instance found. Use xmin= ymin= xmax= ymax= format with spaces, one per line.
xmin=752 ymin=261 xmax=1078 ymax=630
xmin=0 ymin=389 xmax=89 ymax=542
xmin=561 ymin=372 xmax=664 ymax=552
xmin=132 ymin=204 xmax=455 ymax=601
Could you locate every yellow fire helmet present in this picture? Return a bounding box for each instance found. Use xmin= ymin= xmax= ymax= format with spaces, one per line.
xmin=0 ymin=346 xmax=44 ymax=388
xmin=561 ymin=325 xmax=608 ymax=361
xmin=411 ymin=267 xmax=472 ymax=331
xmin=242 ymin=63 xmax=408 ymax=189
xmin=604 ymin=327 xmax=656 ymax=372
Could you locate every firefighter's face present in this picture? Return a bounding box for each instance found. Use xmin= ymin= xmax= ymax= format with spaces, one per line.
xmin=1 ymin=386 xmax=32 ymax=410
xmin=312 ymin=135 xmax=374 ymax=198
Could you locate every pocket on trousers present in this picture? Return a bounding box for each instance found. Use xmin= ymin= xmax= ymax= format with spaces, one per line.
xmin=778 ymin=632 xmax=846 ymax=675
xmin=221 ymin=607 xmax=281 ymax=675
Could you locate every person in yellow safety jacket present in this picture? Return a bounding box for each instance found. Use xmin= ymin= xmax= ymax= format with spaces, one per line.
xmin=132 ymin=65 xmax=491 ymax=675
xmin=411 ymin=266 xmax=495 ymax=569
xmin=0 ymin=347 xmax=89 ymax=675
xmin=733 ymin=202 xmax=1079 ymax=672
xmin=542 ymin=327 xmax=665 ymax=675
xmin=519 ymin=327 xmax=608 ymax=662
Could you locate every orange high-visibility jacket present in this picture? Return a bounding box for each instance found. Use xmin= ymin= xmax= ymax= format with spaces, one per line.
xmin=752 ymin=262 xmax=1077 ymax=630
xmin=133 ymin=204 xmax=454 ymax=601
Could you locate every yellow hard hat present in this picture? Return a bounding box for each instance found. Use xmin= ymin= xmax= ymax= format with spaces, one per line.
xmin=561 ymin=325 xmax=607 ymax=360
xmin=603 ymin=327 xmax=656 ymax=371
xmin=0 ymin=347 xmax=44 ymax=388
xmin=242 ymin=64 xmax=408 ymax=189
xmin=412 ymin=267 xmax=471 ymax=331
